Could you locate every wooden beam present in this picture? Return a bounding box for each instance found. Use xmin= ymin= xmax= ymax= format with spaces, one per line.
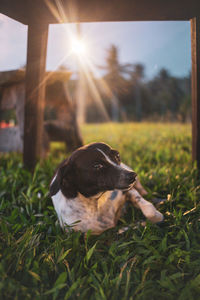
xmin=191 ymin=17 xmax=200 ymax=170
xmin=1 ymin=0 xmax=200 ymax=25
xmin=0 ymin=0 xmax=29 ymax=24
xmin=23 ymin=22 xmax=49 ymax=170
xmin=75 ymin=0 xmax=200 ymax=23
xmin=39 ymin=0 xmax=200 ymax=23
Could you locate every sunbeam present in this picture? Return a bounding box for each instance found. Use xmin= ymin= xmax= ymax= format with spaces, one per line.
xmin=79 ymin=59 xmax=110 ymax=122
xmin=44 ymin=0 xmax=114 ymax=124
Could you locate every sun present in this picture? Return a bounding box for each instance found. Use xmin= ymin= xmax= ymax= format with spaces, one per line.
xmin=71 ymin=37 xmax=87 ymax=57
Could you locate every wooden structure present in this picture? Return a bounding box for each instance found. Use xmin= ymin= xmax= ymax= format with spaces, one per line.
xmin=0 ymin=69 xmax=83 ymax=154
xmin=0 ymin=0 xmax=200 ymax=170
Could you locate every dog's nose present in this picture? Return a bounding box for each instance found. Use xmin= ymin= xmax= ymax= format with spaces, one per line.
xmin=126 ymin=171 xmax=137 ymax=183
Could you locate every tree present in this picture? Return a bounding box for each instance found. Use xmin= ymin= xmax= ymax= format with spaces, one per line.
xmin=129 ymin=63 xmax=145 ymax=121
xmin=99 ymin=45 xmax=130 ymax=121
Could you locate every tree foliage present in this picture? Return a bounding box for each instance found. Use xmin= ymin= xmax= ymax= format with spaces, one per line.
xmin=87 ymin=45 xmax=191 ymax=122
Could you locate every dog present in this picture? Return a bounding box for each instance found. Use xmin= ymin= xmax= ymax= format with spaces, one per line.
xmin=50 ymin=142 xmax=164 ymax=235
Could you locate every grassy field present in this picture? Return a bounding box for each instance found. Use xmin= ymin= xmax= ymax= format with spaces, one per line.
xmin=0 ymin=123 xmax=200 ymax=300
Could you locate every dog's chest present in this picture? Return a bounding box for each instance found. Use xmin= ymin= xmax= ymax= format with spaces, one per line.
xmin=51 ymin=189 xmax=124 ymax=234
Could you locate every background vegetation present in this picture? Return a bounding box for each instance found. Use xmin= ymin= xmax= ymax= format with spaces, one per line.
xmin=81 ymin=45 xmax=191 ymax=123
xmin=1 ymin=123 xmax=200 ymax=300
xmin=0 ymin=44 xmax=191 ymax=125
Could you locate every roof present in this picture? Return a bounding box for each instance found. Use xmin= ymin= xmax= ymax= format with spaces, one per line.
xmin=0 ymin=0 xmax=199 ymax=25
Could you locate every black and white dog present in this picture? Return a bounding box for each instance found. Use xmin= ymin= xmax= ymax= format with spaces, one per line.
xmin=50 ymin=143 xmax=163 ymax=235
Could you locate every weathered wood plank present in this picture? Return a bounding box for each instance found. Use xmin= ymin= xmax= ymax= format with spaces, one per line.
xmin=191 ymin=17 xmax=200 ymax=170
xmin=1 ymin=0 xmax=200 ymax=25
xmin=0 ymin=0 xmax=29 ymax=24
xmin=23 ymin=22 xmax=48 ymax=170
xmin=75 ymin=0 xmax=200 ymax=23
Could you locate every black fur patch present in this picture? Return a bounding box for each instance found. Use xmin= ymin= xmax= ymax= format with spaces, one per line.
xmin=50 ymin=158 xmax=78 ymax=198
xmin=49 ymin=173 xmax=60 ymax=196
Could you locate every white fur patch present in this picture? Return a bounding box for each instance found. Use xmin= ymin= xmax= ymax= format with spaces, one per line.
xmin=51 ymin=188 xmax=126 ymax=234
xmin=97 ymin=148 xmax=118 ymax=167
xmin=97 ymin=148 xmax=128 ymax=173
xmin=51 ymin=173 xmax=57 ymax=185
xmin=120 ymin=163 xmax=133 ymax=171
xmin=51 ymin=190 xmax=80 ymax=228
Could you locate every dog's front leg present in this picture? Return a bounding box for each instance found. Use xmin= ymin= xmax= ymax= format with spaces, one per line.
xmin=127 ymin=188 xmax=164 ymax=223
xmin=134 ymin=178 xmax=148 ymax=196
xmin=96 ymin=191 xmax=126 ymax=229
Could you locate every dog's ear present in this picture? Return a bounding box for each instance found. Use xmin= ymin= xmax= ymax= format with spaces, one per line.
xmin=50 ymin=159 xmax=78 ymax=199
xmin=60 ymin=160 xmax=78 ymax=198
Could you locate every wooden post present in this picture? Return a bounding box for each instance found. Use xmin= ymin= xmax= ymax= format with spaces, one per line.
xmin=23 ymin=22 xmax=49 ymax=170
xmin=191 ymin=17 xmax=200 ymax=171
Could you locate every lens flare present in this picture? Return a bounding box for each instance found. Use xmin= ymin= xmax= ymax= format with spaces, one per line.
xmin=71 ymin=38 xmax=87 ymax=56
xmin=44 ymin=0 xmax=115 ymax=124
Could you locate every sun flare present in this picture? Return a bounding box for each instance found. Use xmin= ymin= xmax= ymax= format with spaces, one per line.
xmin=71 ymin=37 xmax=87 ymax=57
xmin=44 ymin=0 xmax=111 ymax=123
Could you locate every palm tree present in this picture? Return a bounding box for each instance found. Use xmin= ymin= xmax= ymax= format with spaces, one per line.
xmin=129 ymin=64 xmax=145 ymax=121
xmin=99 ymin=45 xmax=130 ymax=121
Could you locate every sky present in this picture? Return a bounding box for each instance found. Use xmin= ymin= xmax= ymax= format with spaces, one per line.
xmin=0 ymin=13 xmax=191 ymax=79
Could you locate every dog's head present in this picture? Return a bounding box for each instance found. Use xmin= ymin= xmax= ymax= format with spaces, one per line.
xmin=50 ymin=142 xmax=137 ymax=198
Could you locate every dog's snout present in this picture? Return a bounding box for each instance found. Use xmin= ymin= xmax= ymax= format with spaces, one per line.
xmin=126 ymin=171 xmax=137 ymax=183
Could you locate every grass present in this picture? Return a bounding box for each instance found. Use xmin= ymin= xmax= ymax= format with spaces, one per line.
xmin=0 ymin=122 xmax=200 ymax=300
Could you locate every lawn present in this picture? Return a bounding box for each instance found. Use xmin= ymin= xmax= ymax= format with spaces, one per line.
xmin=0 ymin=123 xmax=200 ymax=300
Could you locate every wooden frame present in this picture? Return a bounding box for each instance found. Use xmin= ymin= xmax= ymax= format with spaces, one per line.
xmin=191 ymin=17 xmax=200 ymax=170
xmin=0 ymin=0 xmax=199 ymax=170
xmin=1 ymin=1 xmax=200 ymax=24
xmin=23 ymin=22 xmax=48 ymax=170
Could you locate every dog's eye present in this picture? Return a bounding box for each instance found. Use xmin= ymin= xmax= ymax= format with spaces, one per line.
xmin=111 ymin=150 xmax=120 ymax=162
xmin=93 ymin=164 xmax=104 ymax=170
xmin=116 ymin=153 xmax=120 ymax=160
xmin=115 ymin=153 xmax=120 ymax=162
